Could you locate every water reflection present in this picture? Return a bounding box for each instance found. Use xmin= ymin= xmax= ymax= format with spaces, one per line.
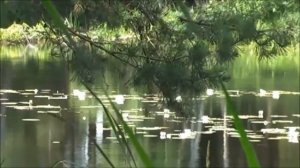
xmin=1 ymin=52 xmax=299 ymax=167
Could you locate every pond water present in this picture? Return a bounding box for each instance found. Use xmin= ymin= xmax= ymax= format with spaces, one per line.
xmin=0 ymin=48 xmax=299 ymax=167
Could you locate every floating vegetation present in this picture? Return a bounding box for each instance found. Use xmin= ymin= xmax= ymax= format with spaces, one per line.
xmin=179 ymin=129 xmax=197 ymax=139
xmin=1 ymin=102 xmax=18 ymax=105
xmin=200 ymin=130 xmax=216 ymax=134
xmin=73 ymin=89 xmax=86 ymax=101
xmin=20 ymin=92 xmax=36 ymax=96
xmin=7 ymin=105 xmax=32 ymax=110
xmin=230 ymin=135 xmax=241 ymax=138
xmin=143 ymin=117 xmax=156 ymax=120
xmin=270 ymin=115 xmax=288 ymax=118
xmin=48 ymin=95 xmax=68 ymax=100
xmin=103 ymin=127 xmax=112 ymax=131
xmin=115 ymin=95 xmax=125 ymax=105
xmin=250 ymin=120 xmax=269 ymax=125
xmin=249 ymin=140 xmax=261 ymax=143
xmin=128 ymin=115 xmax=145 ymax=119
xmin=143 ymin=135 xmax=158 ymax=138
xmin=248 ymin=135 xmax=264 ymax=139
xmin=127 ymin=119 xmax=144 ymax=122
xmin=34 ymin=105 xmax=61 ymax=109
xmin=52 ymin=141 xmax=60 ymax=144
xmin=22 ymin=118 xmax=40 ymax=122
xmin=18 ymin=101 xmax=32 ymax=105
xmin=238 ymin=115 xmax=259 ymax=119
xmin=198 ymin=115 xmax=211 ymax=123
xmin=34 ymin=95 xmax=50 ymax=98
xmin=268 ymin=137 xmax=287 ymax=140
xmin=227 ymin=90 xmax=241 ymax=96
xmin=40 ymin=89 xmax=51 ymax=92
xmin=0 ymin=89 xmax=19 ymax=94
xmin=287 ymin=127 xmax=299 ymax=143
xmin=261 ymin=128 xmax=286 ymax=134
xmin=47 ymin=111 xmax=60 ymax=114
xmin=2 ymin=86 xmax=299 ymax=166
xmin=24 ymin=89 xmax=38 ymax=94
xmin=136 ymin=127 xmax=167 ymax=131
xmin=105 ymin=137 xmax=117 ymax=140
xmin=126 ymin=96 xmax=143 ymax=100
xmin=292 ymin=114 xmax=300 ymax=118
xmin=79 ymin=105 xmax=102 ymax=109
xmin=136 ymin=131 xmax=148 ymax=134
xmin=159 ymin=132 xmax=174 ymax=139
xmin=155 ymin=111 xmax=175 ymax=115
xmin=284 ymin=126 xmax=300 ymax=130
xmin=272 ymin=91 xmax=280 ymax=99
xmin=121 ymin=109 xmax=141 ymax=113
xmin=211 ymin=126 xmax=235 ymax=132
xmin=37 ymin=110 xmax=47 ymax=113
xmin=272 ymin=120 xmax=293 ymax=124
xmin=206 ymin=89 xmax=214 ymax=96
xmin=7 ymin=104 xmax=61 ymax=110
xmin=227 ymin=131 xmax=239 ymax=136
xmin=106 ymin=135 xmax=129 ymax=139
xmin=52 ymin=92 xmax=65 ymax=96
xmin=141 ymin=100 xmax=159 ymax=103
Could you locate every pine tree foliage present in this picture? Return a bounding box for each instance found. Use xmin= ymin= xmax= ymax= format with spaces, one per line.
xmin=38 ymin=0 xmax=299 ymax=114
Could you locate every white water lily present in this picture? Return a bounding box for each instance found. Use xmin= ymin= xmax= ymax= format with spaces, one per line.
xmin=163 ymin=109 xmax=170 ymax=113
xmin=115 ymin=95 xmax=125 ymax=104
xmin=206 ymin=89 xmax=214 ymax=96
xmin=160 ymin=131 xmax=166 ymax=139
xmin=29 ymin=100 xmax=33 ymax=110
xmin=201 ymin=115 xmax=210 ymax=123
xmin=179 ymin=129 xmax=196 ymax=139
xmin=78 ymin=92 xmax=86 ymax=101
xmin=259 ymin=89 xmax=266 ymax=96
xmin=258 ymin=110 xmax=264 ymax=118
xmin=164 ymin=113 xmax=170 ymax=118
xmin=287 ymin=127 xmax=299 ymax=143
xmin=272 ymin=91 xmax=280 ymax=99
xmin=175 ymin=95 xmax=182 ymax=103
xmin=73 ymin=89 xmax=86 ymax=101
xmin=122 ymin=112 xmax=129 ymax=121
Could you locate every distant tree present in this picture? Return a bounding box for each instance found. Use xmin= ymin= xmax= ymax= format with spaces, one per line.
xmin=0 ymin=0 xmax=73 ymax=27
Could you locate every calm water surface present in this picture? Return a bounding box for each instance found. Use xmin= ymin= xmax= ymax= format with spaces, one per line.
xmin=0 ymin=50 xmax=299 ymax=167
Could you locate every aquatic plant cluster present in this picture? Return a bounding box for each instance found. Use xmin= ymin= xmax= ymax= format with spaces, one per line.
xmin=0 ymin=88 xmax=299 ymax=167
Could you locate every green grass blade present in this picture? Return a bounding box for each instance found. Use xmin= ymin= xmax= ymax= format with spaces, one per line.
xmin=109 ymin=114 xmax=137 ymax=168
xmin=93 ymin=139 xmax=116 ymax=168
xmin=82 ymin=82 xmax=136 ymax=168
xmin=104 ymin=91 xmax=154 ymax=168
xmin=50 ymin=160 xmax=65 ymax=168
xmin=220 ymin=81 xmax=261 ymax=167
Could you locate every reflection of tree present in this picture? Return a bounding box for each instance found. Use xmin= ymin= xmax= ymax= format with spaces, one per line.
xmin=198 ymin=133 xmax=224 ymax=167
xmin=88 ymin=110 xmax=97 ymax=167
xmin=63 ymin=109 xmax=76 ymax=164
xmin=23 ymin=120 xmax=39 ymax=166
xmin=0 ymin=58 xmax=68 ymax=91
